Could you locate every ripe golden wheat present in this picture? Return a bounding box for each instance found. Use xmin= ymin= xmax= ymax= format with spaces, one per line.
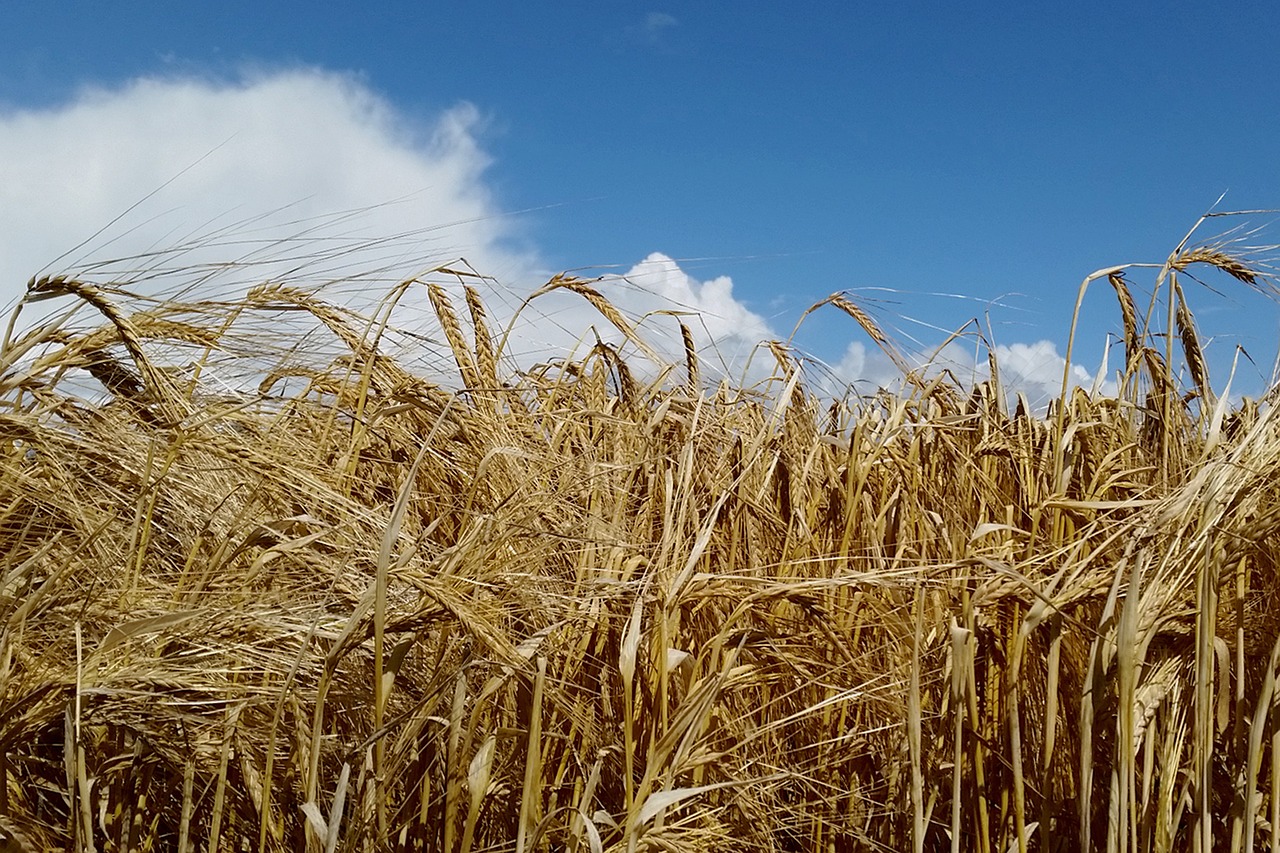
xmin=0 ymin=216 xmax=1277 ymax=851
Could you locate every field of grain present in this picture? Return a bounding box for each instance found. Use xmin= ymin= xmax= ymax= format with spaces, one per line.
xmin=0 ymin=220 xmax=1277 ymax=852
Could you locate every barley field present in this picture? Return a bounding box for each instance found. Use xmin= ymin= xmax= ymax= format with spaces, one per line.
xmin=0 ymin=218 xmax=1277 ymax=852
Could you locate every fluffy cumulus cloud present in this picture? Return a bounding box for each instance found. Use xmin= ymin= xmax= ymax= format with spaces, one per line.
xmin=488 ymin=251 xmax=776 ymax=386
xmin=0 ymin=67 xmax=1110 ymax=401
xmin=0 ymin=68 xmax=784 ymax=388
xmin=0 ymin=69 xmax=536 ymax=299
xmin=994 ymin=340 xmax=1111 ymax=402
xmin=0 ymin=68 xmax=781 ymax=381
xmin=829 ymin=335 xmax=1116 ymax=409
xmin=830 ymin=341 xmax=903 ymax=391
xmin=608 ymin=252 xmax=771 ymax=369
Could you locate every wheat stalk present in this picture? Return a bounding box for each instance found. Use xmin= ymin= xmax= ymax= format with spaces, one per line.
xmin=427 ymin=282 xmax=479 ymax=390
xmin=465 ymin=285 xmax=499 ymax=391
xmin=2 ymin=218 xmax=1278 ymax=852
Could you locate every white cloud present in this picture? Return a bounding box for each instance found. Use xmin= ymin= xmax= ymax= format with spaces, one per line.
xmin=0 ymin=69 xmax=783 ymax=384
xmin=644 ymin=12 xmax=679 ymax=34
xmin=826 ymin=335 xmax=1117 ymax=409
xmin=482 ymin=251 xmax=776 ymax=389
xmin=993 ymin=340 xmax=1102 ymax=402
xmin=0 ymin=69 xmax=538 ymax=301
xmin=611 ymin=252 xmax=771 ymax=362
xmin=0 ymin=67 xmax=1110 ymax=405
xmin=625 ymin=12 xmax=678 ymax=46
xmin=829 ymin=340 xmax=904 ymax=391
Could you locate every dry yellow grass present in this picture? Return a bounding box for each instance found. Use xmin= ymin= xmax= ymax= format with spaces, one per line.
xmin=0 ymin=221 xmax=1278 ymax=852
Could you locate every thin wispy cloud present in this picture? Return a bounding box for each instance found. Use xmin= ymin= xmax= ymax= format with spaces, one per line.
xmin=632 ymin=11 xmax=678 ymax=43
xmin=645 ymin=12 xmax=678 ymax=33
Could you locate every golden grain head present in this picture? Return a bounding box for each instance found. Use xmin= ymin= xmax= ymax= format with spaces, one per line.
xmin=0 ymin=222 xmax=1277 ymax=852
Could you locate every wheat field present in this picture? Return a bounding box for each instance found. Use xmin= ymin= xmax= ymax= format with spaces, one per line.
xmin=0 ymin=218 xmax=1277 ymax=852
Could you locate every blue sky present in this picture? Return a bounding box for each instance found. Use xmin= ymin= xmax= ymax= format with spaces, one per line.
xmin=3 ymin=2 xmax=1279 ymax=399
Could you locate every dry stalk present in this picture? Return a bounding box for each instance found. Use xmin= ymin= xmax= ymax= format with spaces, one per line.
xmin=1 ymin=221 xmax=1278 ymax=852
xmin=465 ymin=285 xmax=499 ymax=391
xmin=427 ymin=282 xmax=479 ymax=390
